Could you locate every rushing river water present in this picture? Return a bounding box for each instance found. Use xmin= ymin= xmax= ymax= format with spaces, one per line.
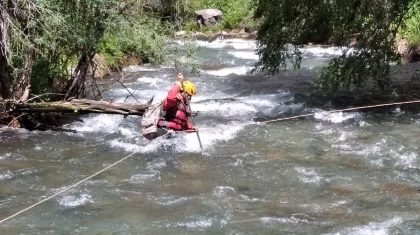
xmin=1 ymin=38 xmax=420 ymax=235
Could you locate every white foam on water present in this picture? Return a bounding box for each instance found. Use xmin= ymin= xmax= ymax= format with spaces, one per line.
xmin=202 ymin=66 xmax=252 ymax=76
xmin=301 ymin=46 xmax=352 ymax=57
xmin=240 ymin=97 xmax=275 ymax=107
xmin=295 ymin=167 xmax=322 ymax=184
xmin=180 ymin=122 xmax=248 ymax=152
xmin=132 ymin=136 xmax=183 ymax=154
xmin=336 ymin=131 xmax=356 ymax=142
xmin=213 ymin=186 xmax=236 ymax=197
xmin=136 ymin=76 xmax=159 ymax=88
xmin=193 ymin=101 xmax=257 ymax=119
xmin=314 ymin=111 xmax=361 ymax=123
xmin=173 ymin=219 xmax=213 ymax=229
xmin=392 ymin=150 xmax=418 ymax=169
xmin=129 ymin=171 xmax=160 ymax=183
xmin=0 ymin=170 xmax=13 ymax=180
xmin=146 ymin=160 xmax=167 ymax=170
xmin=239 ymin=194 xmax=262 ymax=202
xmin=330 ymin=200 xmax=349 ymax=208
xmin=260 ymin=216 xmax=300 ymax=224
xmin=154 ymin=196 xmax=191 ymax=206
xmin=192 ymin=93 xmax=284 ymax=119
xmin=122 ymin=65 xmax=159 ymax=72
xmin=225 ymin=39 xmax=257 ymax=50
xmin=300 ymin=203 xmax=323 ymax=213
xmin=228 ymin=51 xmax=259 ymax=60
xmin=109 ymin=139 xmax=143 ymax=152
xmin=58 ymin=194 xmax=93 ymax=208
xmin=196 ymin=38 xmax=257 ymax=50
xmin=315 ymin=123 xmax=334 ymax=134
xmin=71 ymin=114 xmax=123 ymax=133
xmin=34 ymin=144 xmax=42 ymax=150
xmin=359 ymin=120 xmax=372 ymax=127
xmin=0 ymin=153 xmax=12 ymax=160
xmin=117 ymin=127 xmax=138 ymax=138
xmin=331 ymin=217 xmax=403 ymax=235
xmin=196 ymin=40 xmax=225 ymax=49
xmin=354 ymin=140 xmax=386 ymax=156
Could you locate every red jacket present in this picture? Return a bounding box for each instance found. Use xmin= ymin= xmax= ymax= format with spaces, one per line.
xmin=157 ymin=84 xmax=194 ymax=131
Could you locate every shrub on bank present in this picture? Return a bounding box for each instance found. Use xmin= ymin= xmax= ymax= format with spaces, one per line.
xmin=399 ymin=1 xmax=420 ymax=46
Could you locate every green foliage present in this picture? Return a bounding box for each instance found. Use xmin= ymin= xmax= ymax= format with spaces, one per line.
xmin=316 ymin=50 xmax=393 ymax=90
xmin=254 ymin=0 xmax=415 ymax=91
xmin=31 ymin=56 xmax=67 ymax=94
xmin=99 ymin=16 xmax=168 ymax=68
xmin=0 ymin=0 xmax=207 ymax=100
xmin=30 ymin=0 xmax=122 ymax=96
xmin=400 ymin=1 xmax=420 ymax=45
xmin=242 ymin=16 xmax=262 ymax=32
xmin=98 ymin=34 xmax=125 ymax=68
xmin=184 ymin=20 xmax=200 ymax=31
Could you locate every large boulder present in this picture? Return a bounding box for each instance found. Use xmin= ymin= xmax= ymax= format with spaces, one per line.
xmin=396 ymin=38 xmax=420 ymax=63
xmin=195 ymin=9 xmax=223 ymax=28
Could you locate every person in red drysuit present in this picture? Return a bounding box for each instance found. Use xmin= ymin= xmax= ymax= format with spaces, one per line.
xmin=157 ymin=73 xmax=198 ymax=132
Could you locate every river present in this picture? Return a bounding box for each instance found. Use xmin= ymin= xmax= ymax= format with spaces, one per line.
xmin=1 ymin=38 xmax=420 ymax=234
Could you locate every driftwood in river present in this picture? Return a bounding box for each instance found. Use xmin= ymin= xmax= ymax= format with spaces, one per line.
xmin=8 ymin=99 xmax=150 ymax=115
xmin=0 ymin=99 xmax=151 ymax=132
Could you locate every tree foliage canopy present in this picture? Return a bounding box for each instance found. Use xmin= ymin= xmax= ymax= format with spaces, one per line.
xmin=254 ymin=0 xmax=416 ymax=91
xmin=0 ymin=0 xmax=174 ymax=100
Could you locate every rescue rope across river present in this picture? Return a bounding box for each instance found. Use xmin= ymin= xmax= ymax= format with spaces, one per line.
xmin=259 ymin=99 xmax=420 ymax=124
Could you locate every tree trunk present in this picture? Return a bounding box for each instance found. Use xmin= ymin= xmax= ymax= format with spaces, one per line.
xmin=0 ymin=52 xmax=11 ymax=99
xmin=7 ymin=99 xmax=150 ymax=116
xmin=0 ymin=4 xmax=12 ymax=99
xmin=0 ymin=98 xmax=153 ymax=132
xmin=64 ymin=52 xmax=96 ymax=100
xmin=12 ymin=47 xmax=35 ymax=101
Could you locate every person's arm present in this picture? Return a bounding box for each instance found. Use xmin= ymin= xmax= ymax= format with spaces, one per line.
xmin=163 ymin=84 xmax=181 ymax=110
xmin=163 ymin=73 xmax=184 ymax=110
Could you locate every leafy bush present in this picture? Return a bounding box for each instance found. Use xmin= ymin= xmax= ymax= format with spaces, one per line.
xmin=31 ymin=56 xmax=68 ymax=94
xmin=99 ymin=16 xmax=168 ymax=69
xmin=400 ymin=1 xmax=420 ymax=45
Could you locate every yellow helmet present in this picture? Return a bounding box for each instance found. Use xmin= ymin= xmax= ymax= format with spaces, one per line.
xmin=181 ymin=81 xmax=197 ymax=96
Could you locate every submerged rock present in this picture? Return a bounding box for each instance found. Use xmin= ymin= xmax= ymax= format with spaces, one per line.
xmin=396 ymin=38 xmax=420 ymax=63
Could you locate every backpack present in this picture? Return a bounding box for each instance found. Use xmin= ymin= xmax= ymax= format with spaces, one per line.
xmin=141 ymin=102 xmax=163 ymax=140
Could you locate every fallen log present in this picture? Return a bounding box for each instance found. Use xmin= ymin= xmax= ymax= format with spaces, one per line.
xmin=3 ymin=99 xmax=150 ymax=116
xmin=0 ymin=98 xmax=152 ymax=132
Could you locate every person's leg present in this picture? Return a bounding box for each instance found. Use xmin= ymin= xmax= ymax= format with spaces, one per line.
xmin=157 ymin=120 xmax=183 ymax=131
